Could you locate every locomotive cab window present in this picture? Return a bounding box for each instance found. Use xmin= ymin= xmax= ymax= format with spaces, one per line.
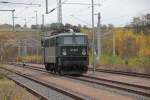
xmin=56 ymin=35 xmax=87 ymax=45
xmin=74 ymin=36 xmax=87 ymax=45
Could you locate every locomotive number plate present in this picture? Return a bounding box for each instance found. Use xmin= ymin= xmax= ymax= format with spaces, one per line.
xmin=70 ymin=48 xmax=78 ymax=52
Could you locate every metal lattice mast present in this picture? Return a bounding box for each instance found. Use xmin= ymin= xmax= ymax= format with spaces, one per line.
xmin=57 ymin=0 xmax=62 ymax=24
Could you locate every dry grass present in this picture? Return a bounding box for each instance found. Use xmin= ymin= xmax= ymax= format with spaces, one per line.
xmin=0 ymin=77 xmax=39 ymax=100
xmin=16 ymin=55 xmax=43 ymax=64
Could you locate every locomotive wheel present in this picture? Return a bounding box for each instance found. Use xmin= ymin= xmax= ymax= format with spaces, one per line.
xmin=53 ymin=67 xmax=57 ymax=74
xmin=45 ymin=64 xmax=49 ymax=71
xmin=57 ymin=66 xmax=63 ymax=75
xmin=49 ymin=64 xmax=54 ymax=72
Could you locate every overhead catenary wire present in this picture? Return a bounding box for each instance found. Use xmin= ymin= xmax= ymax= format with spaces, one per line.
xmin=101 ymin=9 xmax=150 ymax=23
xmin=70 ymin=15 xmax=92 ymax=26
xmin=63 ymin=2 xmax=100 ymax=6
xmin=1 ymin=0 xmax=149 ymax=28
xmin=66 ymin=0 xmax=107 ymax=15
xmin=0 ymin=9 xmax=15 ymax=31
xmin=14 ymin=0 xmax=43 ymax=26
xmin=0 ymin=1 xmax=41 ymax=6
xmin=15 ymin=0 xmax=41 ymax=17
xmin=69 ymin=8 xmax=150 ymax=28
xmin=0 ymin=0 xmax=41 ymax=21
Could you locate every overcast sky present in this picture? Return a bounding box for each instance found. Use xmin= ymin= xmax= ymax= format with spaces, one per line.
xmin=0 ymin=0 xmax=150 ymax=27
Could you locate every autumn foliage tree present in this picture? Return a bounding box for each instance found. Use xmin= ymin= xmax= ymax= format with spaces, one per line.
xmin=114 ymin=28 xmax=150 ymax=58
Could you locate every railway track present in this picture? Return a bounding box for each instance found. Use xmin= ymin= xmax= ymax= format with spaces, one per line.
xmin=7 ymin=62 xmax=150 ymax=98
xmin=89 ymin=68 xmax=150 ymax=79
xmin=0 ymin=65 xmax=86 ymax=100
xmin=9 ymin=62 xmax=150 ymax=79
xmin=69 ymin=75 xmax=150 ymax=97
xmin=12 ymin=62 xmax=150 ymax=79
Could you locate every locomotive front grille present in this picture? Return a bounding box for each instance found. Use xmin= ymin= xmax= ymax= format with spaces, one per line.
xmin=61 ymin=57 xmax=87 ymax=61
xmin=59 ymin=57 xmax=88 ymax=67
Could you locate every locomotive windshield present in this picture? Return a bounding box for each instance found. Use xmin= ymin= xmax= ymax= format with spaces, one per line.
xmin=57 ymin=35 xmax=87 ymax=45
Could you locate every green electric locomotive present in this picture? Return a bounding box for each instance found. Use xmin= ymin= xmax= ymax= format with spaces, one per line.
xmin=41 ymin=30 xmax=89 ymax=75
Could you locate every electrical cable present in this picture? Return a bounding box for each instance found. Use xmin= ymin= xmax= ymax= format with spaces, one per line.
xmin=70 ymin=14 xmax=91 ymax=26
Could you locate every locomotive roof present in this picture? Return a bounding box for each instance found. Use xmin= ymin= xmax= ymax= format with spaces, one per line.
xmin=43 ymin=32 xmax=87 ymax=39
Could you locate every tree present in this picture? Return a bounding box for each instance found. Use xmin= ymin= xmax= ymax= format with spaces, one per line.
xmin=50 ymin=23 xmax=64 ymax=30
xmin=101 ymin=25 xmax=107 ymax=32
xmin=78 ymin=24 xmax=82 ymax=29
xmin=83 ymin=25 xmax=88 ymax=29
xmin=64 ymin=23 xmax=72 ymax=29
xmin=15 ymin=24 xmax=21 ymax=28
xmin=129 ymin=14 xmax=150 ymax=35
xmin=108 ymin=24 xmax=114 ymax=30
xmin=144 ymin=14 xmax=150 ymax=25
xmin=24 ymin=24 xmax=27 ymax=28
xmin=31 ymin=25 xmax=40 ymax=29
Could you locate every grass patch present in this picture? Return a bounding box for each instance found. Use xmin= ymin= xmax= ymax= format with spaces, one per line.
xmin=0 ymin=74 xmax=38 ymax=100
xmin=99 ymin=55 xmax=150 ymax=66
xmin=128 ymin=57 xmax=150 ymax=66
xmin=0 ymin=74 xmax=6 ymax=80
xmin=97 ymin=55 xmax=150 ymax=73
xmin=99 ymin=55 xmax=124 ymax=65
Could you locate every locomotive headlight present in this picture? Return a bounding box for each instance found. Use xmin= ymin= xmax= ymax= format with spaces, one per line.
xmin=62 ymin=49 xmax=67 ymax=55
xmin=82 ymin=48 xmax=86 ymax=55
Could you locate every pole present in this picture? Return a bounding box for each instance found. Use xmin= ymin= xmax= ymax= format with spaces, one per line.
xmin=92 ymin=0 xmax=95 ymax=72
xmin=18 ymin=40 xmax=21 ymax=56
xmin=35 ymin=10 xmax=38 ymax=25
xmin=113 ymin=30 xmax=115 ymax=56
xmin=0 ymin=42 xmax=3 ymax=62
xmin=42 ymin=14 xmax=45 ymax=31
xmin=45 ymin=0 xmax=48 ymax=14
xmin=36 ymin=46 xmax=38 ymax=64
xmin=24 ymin=40 xmax=27 ymax=56
xmin=0 ymin=10 xmax=15 ymax=31
xmin=17 ymin=40 xmax=21 ymax=63
xmin=24 ymin=18 xmax=27 ymax=28
xmin=12 ymin=10 xmax=15 ymax=31
xmin=97 ymin=12 xmax=101 ymax=60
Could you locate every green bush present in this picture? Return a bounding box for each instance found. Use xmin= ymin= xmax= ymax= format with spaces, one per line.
xmin=99 ymin=55 xmax=124 ymax=65
xmin=108 ymin=55 xmax=124 ymax=64
xmin=128 ymin=57 xmax=150 ymax=66
xmin=0 ymin=74 xmax=5 ymax=80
